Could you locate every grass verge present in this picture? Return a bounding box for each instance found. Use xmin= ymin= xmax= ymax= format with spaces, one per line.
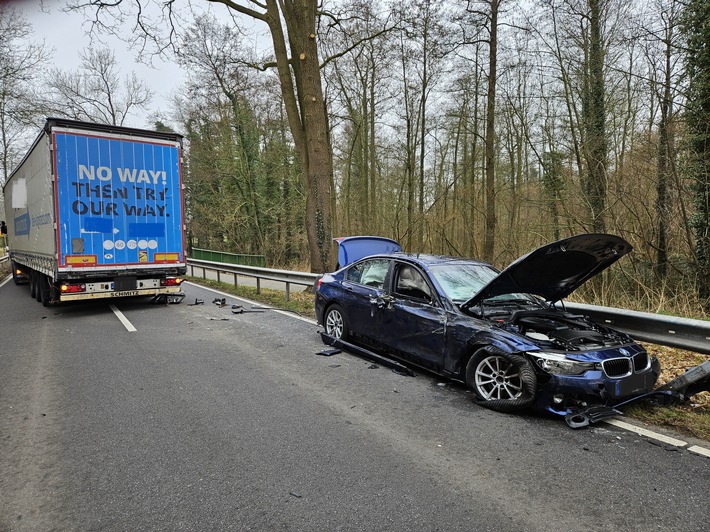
xmin=185 ymin=276 xmax=316 ymax=319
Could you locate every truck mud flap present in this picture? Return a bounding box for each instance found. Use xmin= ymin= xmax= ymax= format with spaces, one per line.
xmin=319 ymin=333 xmax=415 ymax=377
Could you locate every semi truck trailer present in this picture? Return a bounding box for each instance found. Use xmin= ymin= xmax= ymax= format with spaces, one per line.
xmin=3 ymin=118 xmax=186 ymax=305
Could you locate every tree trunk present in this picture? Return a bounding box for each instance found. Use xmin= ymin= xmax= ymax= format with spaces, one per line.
xmin=265 ymin=0 xmax=333 ymax=272
xmin=583 ymin=0 xmax=608 ymax=233
xmin=483 ymin=0 xmax=499 ymax=262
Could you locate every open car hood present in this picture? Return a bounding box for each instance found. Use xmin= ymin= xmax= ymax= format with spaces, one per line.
xmin=462 ymin=234 xmax=632 ymax=309
xmin=334 ymin=236 xmax=402 ymax=269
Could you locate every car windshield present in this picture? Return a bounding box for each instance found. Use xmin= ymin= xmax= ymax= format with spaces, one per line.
xmin=428 ymin=262 xmax=500 ymax=303
xmin=429 ymin=262 xmax=543 ymax=307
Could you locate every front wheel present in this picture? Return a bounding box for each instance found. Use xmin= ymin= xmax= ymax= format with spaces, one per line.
xmin=466 ymin=348 xmax=537 ymax=413
xmin=324 ymin=304 xmax=349 ymax=341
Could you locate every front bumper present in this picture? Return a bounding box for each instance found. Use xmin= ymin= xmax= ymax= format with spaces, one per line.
xmin=534 ymin=362 xmax=660 ymax=416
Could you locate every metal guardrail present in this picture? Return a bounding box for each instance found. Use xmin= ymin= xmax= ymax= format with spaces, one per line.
xmin=563 ymin=302 xmax=710 ymax=356
xmin=0 ymin=255 xmax=9 ymax=265
xmin=186 ymin=258 xmax=710 ymax=355
xmin=186 ymin=258 xmax=318 ymax=301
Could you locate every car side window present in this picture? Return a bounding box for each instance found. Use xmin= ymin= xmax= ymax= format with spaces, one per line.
xmin=345 ymin=259 xmax=390 ymax=289
xmin=394 ymin=265 xmax=433 ymax=303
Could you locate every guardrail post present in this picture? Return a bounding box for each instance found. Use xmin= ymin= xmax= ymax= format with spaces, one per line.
xmin=202 ymin=267 xmax=206 ymax=280
xmin=285 ymin=282 xmax=290 ymax=302
xmin=233 ymin=273 xmax=238 ymax=288
xmin=256 ymin=277 xmax=261 ymax=294
xmin=217 ymin=270 xmax=221 ymax=283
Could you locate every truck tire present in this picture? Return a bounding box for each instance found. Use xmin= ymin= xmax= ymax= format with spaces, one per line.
xmin=35 ymin=273 xmax=43 ymax=302
xmin=29 ymin=270 xmax=37 ymax=299
xmin=39 ymin=274 xmax=51 ymax=307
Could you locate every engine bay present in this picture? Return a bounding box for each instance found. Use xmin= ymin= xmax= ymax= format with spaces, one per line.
xmin=496 ymin=308 xmax=630 ymax=350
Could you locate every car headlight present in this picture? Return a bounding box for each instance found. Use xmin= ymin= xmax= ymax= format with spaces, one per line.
xmin=529 ymin=351 xmax=598 ymax=376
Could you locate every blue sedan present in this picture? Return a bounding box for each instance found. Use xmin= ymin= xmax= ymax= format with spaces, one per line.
xmin=315 ymin=234 xmax=660 ymax=424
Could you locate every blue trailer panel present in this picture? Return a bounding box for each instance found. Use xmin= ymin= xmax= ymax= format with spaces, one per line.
xmin=3 ymin=118 xmax=187 ymax=304
xmin=53 ymin=129 xmax=184 ymax=271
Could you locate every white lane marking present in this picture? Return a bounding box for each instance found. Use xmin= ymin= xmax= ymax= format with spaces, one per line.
xmin=183 ymin=281 xmax=317 ymax=325
xmin=110 ymin=304 xmax=137 ymax=332
xmin=688 ymin=445 xmax=710 ymax=458
xmin=604 ymin=418 xmax=688 ymax=447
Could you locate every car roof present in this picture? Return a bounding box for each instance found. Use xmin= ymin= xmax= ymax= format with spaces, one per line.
xmin=362 ymin=252 xmax=491 ymax=268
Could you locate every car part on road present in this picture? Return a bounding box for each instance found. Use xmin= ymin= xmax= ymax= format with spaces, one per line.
xmin=152 ymin=292 xmax=186 ymax=304
xmin=564 ymin=405 xmax=623 ymax=428
xmin=320 ymin=333 xmax=415 ymax=376
xmin=316 ymin=348 xmax=342 ymax=357
xmin=658 ymin=360 xmax=710 ymax=398
xmin=231 ymin=305 xmax=266 ymax=314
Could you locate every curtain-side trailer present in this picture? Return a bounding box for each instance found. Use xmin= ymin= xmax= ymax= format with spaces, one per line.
xmin=2 ymin=118 xmax=186 ymax=306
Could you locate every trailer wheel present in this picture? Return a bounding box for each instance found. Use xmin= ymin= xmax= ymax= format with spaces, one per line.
xmin=29 ymin=271 xmax=37 ymax=299
xmin=39 ymin=274 xmax=51 ymax=307
xmin=35 ymin=273 xmax=43 ymax=302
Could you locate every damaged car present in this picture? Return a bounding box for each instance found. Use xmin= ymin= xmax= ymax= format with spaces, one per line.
xmin=315 ymin=234 xmax=661 ymax=425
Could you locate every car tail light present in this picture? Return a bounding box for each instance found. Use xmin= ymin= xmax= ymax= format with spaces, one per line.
xmin=60 ymin=283 xmax=86 ymax=293
xmin=160 ymin=277 xmax=183 ymax=287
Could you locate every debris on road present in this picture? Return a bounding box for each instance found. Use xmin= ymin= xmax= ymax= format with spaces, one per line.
xmin=151 ymin=292 xmax=186 ymax=304
xmin=316 ymin=348 xmax=341 ymax=357
xmin=231 ymin=304 xmax=266 ymax=314
xmin=320 ymin=332 xmax=415 ymax=377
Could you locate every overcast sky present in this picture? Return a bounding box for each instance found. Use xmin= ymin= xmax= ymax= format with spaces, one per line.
xmin=15 ymin=0 xmax=187 ymax=129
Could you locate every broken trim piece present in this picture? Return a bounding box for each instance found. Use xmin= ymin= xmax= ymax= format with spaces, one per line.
xmin=320 ymin=333 xmax=415 ymax=377
xmin=565 ymin=405 xmax=623 ymax=429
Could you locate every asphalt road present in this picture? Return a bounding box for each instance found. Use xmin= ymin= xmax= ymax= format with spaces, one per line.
xmin=1 ymin=279 xmax=709 ymax=532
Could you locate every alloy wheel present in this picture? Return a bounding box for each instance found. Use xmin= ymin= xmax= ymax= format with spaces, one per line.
xmin=474 ymin=355 xmax=524 ymax=400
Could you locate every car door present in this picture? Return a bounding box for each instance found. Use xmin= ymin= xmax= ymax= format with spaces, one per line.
xmin=340 ymin=258 xmax=392 ymax=344
xmin=379 ymin=262 xmax=448 ymax=371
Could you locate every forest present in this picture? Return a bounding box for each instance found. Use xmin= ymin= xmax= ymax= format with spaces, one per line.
xmin=1 ymin=0 xmax=709 ymax=317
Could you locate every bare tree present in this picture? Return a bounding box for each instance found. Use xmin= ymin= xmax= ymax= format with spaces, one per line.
xmin=69 ymin=0 xmax=335 ymax=271
xmin=0 ymin=5 xmax=49 ymax=187
xmin=47 ymin=48 xmax=152 ymax=126
xmin=462 ymin=0 xmax=502 ymax=261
